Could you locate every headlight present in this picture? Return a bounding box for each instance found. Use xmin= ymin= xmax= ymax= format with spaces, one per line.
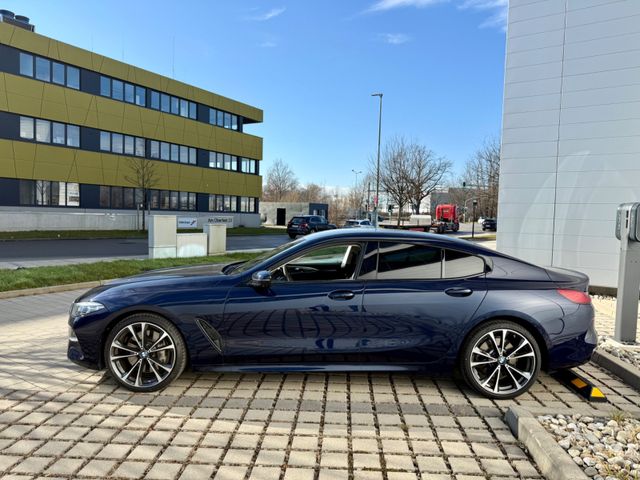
xmin=70 ymin=301 xmax=106 ymax=318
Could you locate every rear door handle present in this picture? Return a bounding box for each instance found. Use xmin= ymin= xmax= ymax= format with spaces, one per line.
xmin=328 ymin=290 xmax=355 ymax=300
xmin=445 ymin=287 xmax=473 ymax=297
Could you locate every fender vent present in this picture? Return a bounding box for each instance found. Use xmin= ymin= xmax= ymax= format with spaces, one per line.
xmin=196 ymin=319 xmax=223 ymax=354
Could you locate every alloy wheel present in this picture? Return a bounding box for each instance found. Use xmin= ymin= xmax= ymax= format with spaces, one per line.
xmin=109 ymin=322 xmax=176 ymax=388
xmin=468 ymin=328 xmax=536 ymax=396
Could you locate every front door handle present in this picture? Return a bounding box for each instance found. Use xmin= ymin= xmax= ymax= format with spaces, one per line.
xmin=328 ymin=290 xmax=355 ymax=300
xmin=445 ymin=287 xmax=473 ymax=297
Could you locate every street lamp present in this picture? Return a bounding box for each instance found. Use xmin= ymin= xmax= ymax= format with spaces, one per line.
xmin=371 ymin=92 xmax=383 ymax=227
xmin=352 ymin=169 xmax=362 ymax=218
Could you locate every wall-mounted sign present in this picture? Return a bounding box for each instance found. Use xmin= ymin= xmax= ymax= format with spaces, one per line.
xmin=178 ymin=217 xmax=198 ymax=229
xmin=208 ymin=216 xmax=234 ymax=228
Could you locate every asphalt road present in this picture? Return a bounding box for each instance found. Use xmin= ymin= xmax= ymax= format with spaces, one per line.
xmin=0 ymin=234 xmax=291 ymax=262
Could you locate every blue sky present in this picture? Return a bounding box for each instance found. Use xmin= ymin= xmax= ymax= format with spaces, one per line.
xmin=6 ymin=0 xmax=507 ymax=188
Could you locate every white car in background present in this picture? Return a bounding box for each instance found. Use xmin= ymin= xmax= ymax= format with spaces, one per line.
xmin=342 ymin=219 xmax=374 ymax=228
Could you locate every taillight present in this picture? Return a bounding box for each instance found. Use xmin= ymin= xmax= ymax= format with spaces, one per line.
xmin=300 ymin=223 xmax=307 ymax=228
xmin=557 ymin=289 xmax=591 ymax=305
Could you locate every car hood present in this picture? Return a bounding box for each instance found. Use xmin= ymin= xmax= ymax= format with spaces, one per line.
xmin=75 ymin=263 xmax=229 ymax=302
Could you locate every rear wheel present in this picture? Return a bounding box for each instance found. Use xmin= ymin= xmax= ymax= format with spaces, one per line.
xmin=288 ymin=233 xmax=296 ymax=239
xmin=105 ymin=314 xmax=187 ymax=392
xmin=460 ymin=320 xmax=541 ymax=399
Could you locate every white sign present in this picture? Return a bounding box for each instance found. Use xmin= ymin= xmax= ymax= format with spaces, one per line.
xmin=207 ymin=216 xmax=234 ymax=228
xmin=178 ymin=217 xmax=198 ymax=229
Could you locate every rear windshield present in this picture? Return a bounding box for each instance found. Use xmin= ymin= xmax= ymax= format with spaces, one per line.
xmin=346 ymin=220 xmax=357 ymax=226
xmin=290 ymin=217 xmax=306 ymax=224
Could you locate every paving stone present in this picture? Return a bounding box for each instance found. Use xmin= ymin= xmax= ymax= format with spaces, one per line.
xmin=283 ymin=467 xmax=315 ymax=480
xmin=249 ymin=466 xmax=282 ymax=480
xmin=448 ymin=457 xmax=482 ymax=475
xmin=318 ymin=469 xmax=350 ymax=479
xmin=77 ymin=459 xmax=117 ymax=477
xmin=11 ymin=456 xmax=53 ymax=473
xmin=113 ymin=461 xmax=149 ymax=479
xmin=45 ymin=458 xmax=84 ymax=476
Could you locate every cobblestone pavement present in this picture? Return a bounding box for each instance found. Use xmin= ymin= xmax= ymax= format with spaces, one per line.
xmin=0 ymin=291 xmax=638 ymax=479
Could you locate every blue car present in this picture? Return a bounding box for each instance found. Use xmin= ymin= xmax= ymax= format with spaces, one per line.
xmin=68 ymin=229 xmax=596 ymax=399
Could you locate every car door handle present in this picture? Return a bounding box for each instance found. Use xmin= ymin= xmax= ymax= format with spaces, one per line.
xmin=328 ymin=290 xmax=355 ymax=300
xmin=445 ymin=287 xmax=473 ymax=297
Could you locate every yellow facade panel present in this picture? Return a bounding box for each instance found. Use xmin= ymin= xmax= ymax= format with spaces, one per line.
xmin=0 ymin=23 xmax=263 ymax=122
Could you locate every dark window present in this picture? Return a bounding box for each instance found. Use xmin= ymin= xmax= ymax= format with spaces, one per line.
xmin=179 ymin=191 xmax=188 ymax=210
xmin=188 ymin=192 xmax=196 ymax=211
xmin=99 ymin=186 xmax=110 ymax=207
xmin=443 ymin=250 xmax=485 ymax=278
xmin=170 ymin=191 xmax=179 ymax=210
xmin=52 ymin=62 xmax=65 ymax=85
xmin=150 ymin=190 xmax=159 ymax=209
xmin=50 ymin=181 xmax=62 ymax=206
xmin=160 ymin=190 xmax=170 ymax=209
xmin=100 ymin=76 xmax=110 ymax=96
xmin=19 ymin=52 xmax=33 ymax=77
xmin=66 ymin=67 xmax=80 ymax=89
xmin=376 ymin=243 xmax=442 ymax=280
xmin=123 ymin=188 xmax=135 ymax=209
xmin=19 ymin=180 xmax=35 ymax=205
xmin=111 ymin=186 xmax=123 ymax=208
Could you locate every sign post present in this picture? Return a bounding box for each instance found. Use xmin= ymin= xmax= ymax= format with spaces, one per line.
xmin=614 ymin=203 xmax=640 ymax=343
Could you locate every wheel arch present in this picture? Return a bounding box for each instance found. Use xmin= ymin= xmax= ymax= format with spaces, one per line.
xmin=458 ymin=315 xmax=550 ymax=370
xmin=99 ymin=307 xmax=189 ymax=370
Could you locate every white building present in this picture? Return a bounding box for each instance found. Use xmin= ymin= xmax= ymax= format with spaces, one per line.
xmin=498 ymin=0 xmax=640 ymax=288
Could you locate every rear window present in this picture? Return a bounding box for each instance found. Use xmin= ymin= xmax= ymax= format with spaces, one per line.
xmin=443 ymin=249 xmax=485 ymax=278
xmin=376 ymin=243 xmax=442 ymax=280
xmin=290 ymin=217 xmax=305 ymax=224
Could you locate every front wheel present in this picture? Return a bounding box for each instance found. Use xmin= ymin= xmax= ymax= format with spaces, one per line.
xmin=460 ymin=320 xmax=541 ymax=399
xmin=105 ymin=314 xmax=187 ymax=392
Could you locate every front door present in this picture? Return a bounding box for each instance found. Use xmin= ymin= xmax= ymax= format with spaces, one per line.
xmin=221 ymin=243 xmax=367 ymax=365
xmin=276 ymin=208 xmax=286 ymax=226
xmin=358 ymin=242 xmax=488 ymax=364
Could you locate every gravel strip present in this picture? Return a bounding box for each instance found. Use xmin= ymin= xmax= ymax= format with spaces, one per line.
xmin=539 ymin=413 xmax=640 ymax=479
xmin=599 ymin=341 xmax=640 ymax=371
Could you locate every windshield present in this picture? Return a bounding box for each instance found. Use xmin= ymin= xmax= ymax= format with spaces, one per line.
xmin=230 ymin=238 xmax=305 ymax=274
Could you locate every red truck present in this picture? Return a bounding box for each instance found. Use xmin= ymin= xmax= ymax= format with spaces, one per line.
xmin=431 ymin=204 xmax=459 ymax=234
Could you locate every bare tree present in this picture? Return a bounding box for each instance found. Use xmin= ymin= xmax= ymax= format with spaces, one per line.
xmin=461 ymin=137 xmax=501 ymax=218
xmin=296 ymin=183 xmax=327 ymax=203
xmin=262 ymin=159 xmax=299 ymax=201
xmin=375 ymin=137 xmax=413 ymax=226
xmin=125 ymin=157 xmax=159 ymax=230
xmin=406 ymin=145 xmax=452 ymax=214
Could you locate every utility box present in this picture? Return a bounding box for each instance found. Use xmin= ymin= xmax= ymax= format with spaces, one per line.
xmin=176 ymin=233 xmax=208 ymax=258
xmin=206 ymin=224 xmax=226 ymax=255
xmin=148 ymin=215 xmax=177 ymax=259
xmin=614 ymin=203 xmax=640 ymax=343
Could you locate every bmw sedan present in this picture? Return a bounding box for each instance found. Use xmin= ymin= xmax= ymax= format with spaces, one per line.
xmin=67 ymin=229 xmax=596 ymax=399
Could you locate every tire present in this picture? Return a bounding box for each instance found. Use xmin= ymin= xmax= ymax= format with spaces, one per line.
xmin=288 ymin=233 xmax=296 ymax=239
xmin=460 ymin=320 xmax=541 ymax=399
xmin=104 ymin=313 xmax=187 ymax=392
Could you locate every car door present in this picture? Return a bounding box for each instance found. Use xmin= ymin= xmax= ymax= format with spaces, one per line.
xmin=221 ymin=242 xmax=368 ymax=365
xmin=359 ymin=241 xmax=488 ymax=365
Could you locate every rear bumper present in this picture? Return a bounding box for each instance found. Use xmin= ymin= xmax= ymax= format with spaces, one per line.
xmin=547 ymin=304 xmax=598 ymax=370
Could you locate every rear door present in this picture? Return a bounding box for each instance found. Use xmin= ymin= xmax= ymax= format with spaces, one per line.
xmin=359 ymin=242 xmax=488 ymax=364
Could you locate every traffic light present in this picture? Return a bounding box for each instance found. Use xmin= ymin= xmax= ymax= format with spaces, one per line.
xmin=388 ymin=204 xmax=394 ymax=214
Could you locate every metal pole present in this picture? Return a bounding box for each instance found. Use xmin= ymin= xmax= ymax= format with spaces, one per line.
xmin=472 ymin=200 xmax=477 ymax=239
xmin=372 ymin=93 xmax=383 ymax=227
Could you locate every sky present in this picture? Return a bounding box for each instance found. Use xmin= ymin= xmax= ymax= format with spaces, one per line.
xmin=5 ymin=0 xmax=508 ymax=188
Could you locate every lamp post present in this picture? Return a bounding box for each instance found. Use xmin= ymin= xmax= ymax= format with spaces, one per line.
xmin=352 ymin=169 xmax=362 ymax=218
xmin=471 ymin=199 xmax=478 ymax=239
xmin=371 ymin=93 xmax=383 ymax=227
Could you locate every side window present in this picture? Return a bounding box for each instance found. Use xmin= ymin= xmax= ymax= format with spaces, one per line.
xmin=443 ymin=250 xmax=485 ymax=278
xmin=376 ymin=242 xmax=442 ymax=280
xmin=271 ymin=244 xmax=362 ymax=282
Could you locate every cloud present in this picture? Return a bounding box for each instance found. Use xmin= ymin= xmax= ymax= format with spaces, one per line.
xmin=258 ymin=41 xmax=278 ymax=48
xmin=458 ymin=0 xmax=508 ymax=30
xmin=248 ymin=7 xmax=286 ymax=21
xmin=368 ymin=0 xmax=447 ymax=12
xmin=381 ymin=33 xmax=411 ymax=44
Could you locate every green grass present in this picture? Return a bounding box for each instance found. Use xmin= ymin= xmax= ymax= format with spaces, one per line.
xmin=0 ymin=253 xmax=260 ymax=293
xmin=0 ymin=227 xmax=285 ymax=241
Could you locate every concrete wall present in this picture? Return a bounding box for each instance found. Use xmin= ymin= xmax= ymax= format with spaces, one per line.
xmin=0 ymin=207 xmax=260 ymax=231
xmin=260 ymin=202 xmax=329 ymax=225
xmin=498 ymin=0 xmax=640 ymax=288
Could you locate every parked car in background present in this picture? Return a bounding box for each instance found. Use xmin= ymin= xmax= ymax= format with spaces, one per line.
xmin=343 ymin=219 xmax=374 ymax=228
xmin=286 ymin=215 xmax=336 ymax=238
xmin=68 ymin=229 xmax=596 ymax=399
xmin=482 ymin=218 xmax=497 ymax=231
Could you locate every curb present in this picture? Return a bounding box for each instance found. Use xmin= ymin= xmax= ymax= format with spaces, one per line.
xmin=592 ymin=349 xmax=640 ymax=391
xmin=0 ymin=280 xmax=108 ymax=300
xmin=505 ymin=406 xmax=588 ymax=480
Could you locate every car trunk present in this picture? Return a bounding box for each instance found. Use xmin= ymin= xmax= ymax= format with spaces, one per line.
xmin=545 ymin=267 xmax=589 ymax=292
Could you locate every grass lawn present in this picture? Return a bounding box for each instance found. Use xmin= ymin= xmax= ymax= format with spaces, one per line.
xmin=0 ymin=227 xmax=285 ymax=241
xmin=0 ymin=252 xmax=260 ymax=293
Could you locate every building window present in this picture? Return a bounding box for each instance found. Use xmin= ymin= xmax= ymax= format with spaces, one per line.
xmin=171 ymin=144 xmax=179 ymax=162
xmin=179 ymin=145 xmax=188 ymax=164
xmin=19 ymin=116 xmax=34 ymax=140
xmin=112 ymin=133 xmax=123 ymax=154
xmin=170 ymin=191 xmax=178 ymax=210
xmin=161 ymin=93 xmax=170 ymax=112
xmin=189 ymin=102 xmax=197 ymax=120
xmin=35 ymin=57 xmax=50 ymax=82
xmin=112 ymin=80 xmax=124 ymax=101
xmin=124 ymin=83 xmax=135 ymax=103
xmin=170 ymin=96 xmax=179 ymax=115
xmin=52 ymin=122 xmax=66 ymax=145
xmin=35 ymin=119 xmax=51 ymax=143
xmin=19 ymin=52 xmax=33 ymax=77
xmin=99 ymin=186 xmax=110 ymax=207
xmin=150 ymin=90 xmax=160 ymax=109
xmin=100 ymin=76 xmax=110 ymax=96
xmin=52 ymin=62 xmax=65 ymax=85
xmin=135 ymin=137 xmax=145 ymax=157
xmin=66 ymin=67 xmax=80 ymax=90
xmin=66 ymin=182 xmax=80 ymax=206
xmin=100 ymin=131 xmax=110 ymax=151
xmin=150 ymin=140 xmax=159 ymax=159
xmin=189 ymin=147 xmax=196 ymax=165
xmin=161 ymin=142 xmax=170 ymax=160
xmin=180 ymin=99 xmax=188 ymax=117
xmin=135 ymin=86 xmax=146 ymax=106
xmin=67 ymin=125 xmax=80 ymax=147
xmin=124 ymin=135 xmax=135 ymax=155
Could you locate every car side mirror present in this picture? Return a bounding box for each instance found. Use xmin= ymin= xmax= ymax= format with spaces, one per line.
xmin=249 ymin=270 xmax=272 ymax=289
